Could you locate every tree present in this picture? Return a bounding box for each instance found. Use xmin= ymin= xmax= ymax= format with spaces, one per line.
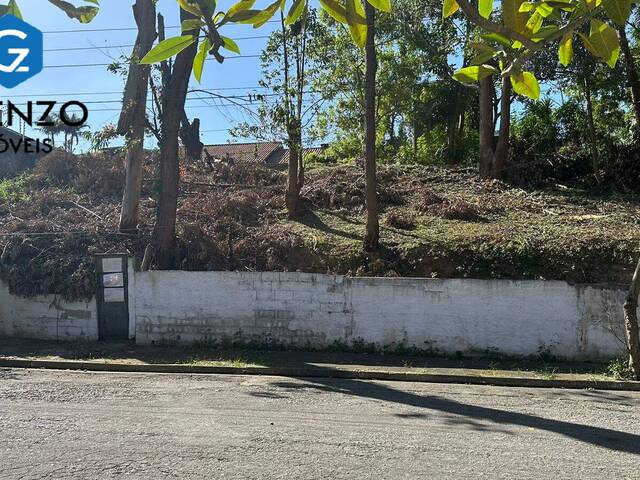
xmin=142 ymin=0 xmax=392 ymax=253
xmin=445 ymin=0 xmax=628 ymax=178
xmin=233 ymin=10 xmax=321 ymax=219
xmin=363 ymin=1 xmax=379 ymax=250
xmin=118 ymin=0 xmax=157 ymax=233
xmin=0 ymin=0 xmax=100 ymax=22
xmin=150 ymin=8 xmax=200 ymax=270
xmin=618 ymin=6 xmax=640 ymax=132
xmin=444 ymin=0 xmax=638 ymax=378
xmin=38 ymin=116 xmax=63 ymax=149
xmin=59 ymin=113 xmax=88 ymax=152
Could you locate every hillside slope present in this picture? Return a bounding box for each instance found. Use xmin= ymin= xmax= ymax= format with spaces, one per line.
xmin=1 ymin=151 xmax=639 ymax=299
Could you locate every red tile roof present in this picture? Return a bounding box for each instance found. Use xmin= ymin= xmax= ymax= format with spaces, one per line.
xmin=202 ymin=142 xmax=283 ymax=164
xmin=202 ymin=142 xmax=327 ymax=166
xmin=279 ymin=146 xmax=326 ymax=166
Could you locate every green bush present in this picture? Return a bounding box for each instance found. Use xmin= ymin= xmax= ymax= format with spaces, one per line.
xmin=0 ymin=175 xmax=29 ymax=203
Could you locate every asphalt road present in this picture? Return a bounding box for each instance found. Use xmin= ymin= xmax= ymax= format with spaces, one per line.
xmin=1 ymin=369 xmax=640 ymax=479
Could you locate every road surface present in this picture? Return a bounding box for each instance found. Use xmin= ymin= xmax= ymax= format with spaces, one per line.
xmin=1 ymin=368 xmax=639 ymax=479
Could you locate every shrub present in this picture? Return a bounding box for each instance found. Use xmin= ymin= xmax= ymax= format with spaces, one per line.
xmin=0 ymin=175 xmax=29 ymax=203
xmin=428 ymin=199 xmax=482 ymax=221
xmin=33 ymin=149 xmax=77 ymax=186
xmin=607 ymin=358 xmax=634 ymax=381
xmin=385 ymin=209 xmax=416 ymax=230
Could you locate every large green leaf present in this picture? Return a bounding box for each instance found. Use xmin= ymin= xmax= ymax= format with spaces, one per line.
xmin=220 ymin=35 xmax=241 ymax=54
xmin=452 ymin=64 xmax=498 ymax=83
xmin=366 ymin=0 xmax=391 ymax=12
xmin=480 ymin=32 xmax=513 ymax=49
xmin=468 ymin=42 xmax=499 ymax=65
xmin=602 ymin=0 xmax=631 ymax=26
xmin=253 ymin=0 xmax=283 ymax=28
xmin=346 ymin=0 xmax=367 ymax=48
xmin=6 ymin=0 xmax=21 ymax=18
xmin=502 ymin=0 xmax=528 ymax=34
xmin=525 ymin=10 xmax=543 ymax=34
xmin=320 ymin=0 xmax=348 ymax=23
xmin=193 ymin=37 xmax=211 ymax=83
xmin=177 ymin=0 xmax=201 ymax=16
xmin=226 ymin=9 xmax=263 ymax=23
xmin=558 ymin=31 xmax=573 ymax=67
xmin=478 ymin=0 xmax=493 ymax=19
xmin=510 ymin=71 xmax=540 ymax=99
xmin=587 ymin=19 xmax=620 ymax=68
xmin=227 ymin=0 xmax=256 ymax=17
xmin=226 ymin=0 xmax=282 ymax=27
xmin=285 ymin=0 xmax=307 ymax=25
xmin=443 ymin=0 xmax=459 ymax=18
xmin=140 ymin=35 xmax=196 ymax=64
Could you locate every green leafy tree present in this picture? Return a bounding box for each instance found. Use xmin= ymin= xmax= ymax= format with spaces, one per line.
xmin=232 ymin=10 xmax=324 ymax=218
xmin=38 ymin=115 xmax=64 ymax=149
xmin=444 ymin=0 xmax=630 ymax=179
xmin=141 ymin=0 xmax=392 ymax=252
xmin=444 ymin=0 xmax=640 ymax=378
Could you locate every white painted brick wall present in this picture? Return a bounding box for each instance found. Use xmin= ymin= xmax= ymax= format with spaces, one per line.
xmin=133 ymin=271 xmax=630 ymax=360
xmin=0 ymin=281 xmax=98 ymax=341
xmin=0 ymin=269 xmax=631 ymax=360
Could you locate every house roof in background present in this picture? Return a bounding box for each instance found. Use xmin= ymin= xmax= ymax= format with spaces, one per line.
xmin=279 ymin=146 xmax=326 ymax=166
xmin=0 ymin=126 xmax=28 ymax=139
xmin=202 ymin=142 xmax=327 ymax=166
xmin=202 ymin=142 xmax=283 ymax=164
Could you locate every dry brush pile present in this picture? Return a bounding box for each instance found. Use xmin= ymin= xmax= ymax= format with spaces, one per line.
xmin=1 ymin=151 xmax=640 ymax=299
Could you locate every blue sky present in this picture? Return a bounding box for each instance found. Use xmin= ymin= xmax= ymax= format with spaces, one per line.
xmin=2 ymin=0 xmax=297 ymax=149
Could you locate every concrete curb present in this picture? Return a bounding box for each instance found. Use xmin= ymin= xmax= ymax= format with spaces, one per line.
xmin=1 ymin=358 xmax=639 ymax=391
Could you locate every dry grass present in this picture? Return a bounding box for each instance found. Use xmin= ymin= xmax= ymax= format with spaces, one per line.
xmin=1 ymin=154 xmax=640 ymax=299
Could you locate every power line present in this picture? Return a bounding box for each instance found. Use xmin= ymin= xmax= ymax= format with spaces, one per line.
xmin=42 ymin=21 xmax=279 ymax=35
xmin=5 ymin=86 xmax=271 ymax=98
xmin=7 ymin=92 xmax=316 ymax=108
xmin=43 ymin=55 xmax=261 ymax=69
xmin=24 ymin=99 xmax=287 ymax=115
xmin=43 ymin=35 xmax=271 ymax=52
xmin=84 ymin=100 xmax=290 ymax=112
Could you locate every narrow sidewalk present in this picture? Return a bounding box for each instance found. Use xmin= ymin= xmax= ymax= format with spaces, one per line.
xmin=1 ymin=338 xmax=638 ymax=391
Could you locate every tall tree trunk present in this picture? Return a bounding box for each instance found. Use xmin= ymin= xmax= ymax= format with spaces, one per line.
xmin=447 ymin=84 xmax=467 ymax=164
xmin=478 ymin=75 xmax=511 ymax=179
xmin=583 ymin=75 xmax=601 ymax=184
xmin=363 ymin=1 xmax=379 ymax=251
xmin=118 ymin=0 xmax=156 ymax=233
xmin=479 ymin=76 xmax=494 ymax=178
xmin=281 ymin=12 xmax=302 ymax=219
xmin=286 ymin=128 xmax=302 ymax=217
xmin=297 ymin=18 xmax=308 ymax=194
xmin=618 ymin=25 xmax=640 ymax=132
xmin=155 ymin=8 xmax=198 ymax=270
xmin=624 ymin=257 xmax=640 ymax=380
xmin=492 ymin=75 xmax=512 ymax=177
xmin=297 ymin=125 xmax=305 ymax=191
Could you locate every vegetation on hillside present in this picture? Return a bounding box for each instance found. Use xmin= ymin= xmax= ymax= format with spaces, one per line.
xmin=2 ymin=151 xmax=639 ymax=301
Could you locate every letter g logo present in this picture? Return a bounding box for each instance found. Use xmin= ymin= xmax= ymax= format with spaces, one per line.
xmin=0 ymin=29 xmax=30 ymax=73
xmin=0 ymin=14 xmax=42 ymax=88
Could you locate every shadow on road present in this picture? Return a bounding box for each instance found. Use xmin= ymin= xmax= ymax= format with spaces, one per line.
xmin=271 ymin=376 xmax=640 ymax=455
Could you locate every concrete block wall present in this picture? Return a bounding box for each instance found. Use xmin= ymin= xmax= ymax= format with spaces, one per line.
xmin=134 ymin=272 xmax=353 ymax=345
xmin=0 ymin=281 xmax=98 ymax=341
xmin=133 ymin=272 xmax=629 ymax=360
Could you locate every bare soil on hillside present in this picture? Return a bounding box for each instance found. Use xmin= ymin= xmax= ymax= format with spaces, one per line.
xmin=1 ymin=150 xmax=639 ymax=299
